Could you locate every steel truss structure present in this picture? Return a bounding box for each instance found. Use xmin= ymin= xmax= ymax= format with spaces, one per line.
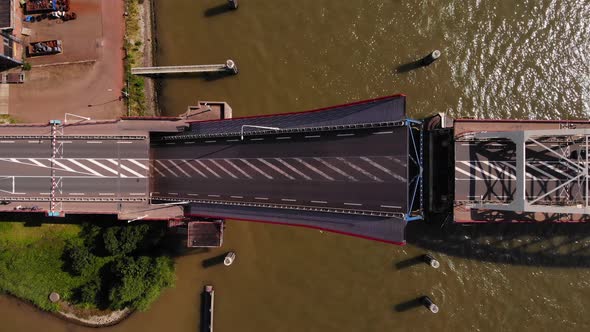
xmin=470 ymin=129 xmax=590 ymax=214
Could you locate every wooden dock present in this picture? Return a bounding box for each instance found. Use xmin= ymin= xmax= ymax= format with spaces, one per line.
xmin=131 ymin=60 xmax=238 ymax=76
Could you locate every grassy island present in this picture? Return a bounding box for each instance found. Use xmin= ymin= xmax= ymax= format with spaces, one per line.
xmin=0 ymin=222 xmax=174 ymax=313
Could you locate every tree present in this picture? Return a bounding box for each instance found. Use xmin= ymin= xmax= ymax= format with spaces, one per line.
xmin=64 ymin=241 xmax=96 ymax=276
xmin=103 ymin=225 xmax=151 ymax=256
xmin=79 ymin=278 xmax=101 ymax=305
xmin=107 ymin=255 xmax=174 ymax=310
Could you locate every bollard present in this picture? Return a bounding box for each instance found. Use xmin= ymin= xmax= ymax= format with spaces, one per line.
xmin=423 ymin=254 xmax=440 ymax=269
xmin=420 ymin=296 xmax=439 ymax=313
xmin=224 ymin=251 xmax=236 ymax=266
xmin=421 ymin=50 xmax=441 ymax=66
xmin=226 ymin=59 xmax=238 ymax=74
xmin=228 ymin=0 xmax=238 ymax=9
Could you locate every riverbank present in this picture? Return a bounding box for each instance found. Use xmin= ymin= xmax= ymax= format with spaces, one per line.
xmin=124 ymin=0 xmax=158 ymax=116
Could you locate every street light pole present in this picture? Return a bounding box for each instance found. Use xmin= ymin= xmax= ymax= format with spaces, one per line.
xmin=240 ymin=125 xmax=280 ymax=141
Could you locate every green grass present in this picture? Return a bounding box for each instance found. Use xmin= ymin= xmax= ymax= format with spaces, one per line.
xmin=0 ymin=223 xmax=107 ymax=311
xmin=0 ymin=115 xmax=16 ymax=124
xmin=124 ymin=0 xmax=147 ymax=116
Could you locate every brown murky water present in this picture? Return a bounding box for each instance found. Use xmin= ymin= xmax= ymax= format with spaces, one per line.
xmin=1 ymin=0 xmax=590 ymax=331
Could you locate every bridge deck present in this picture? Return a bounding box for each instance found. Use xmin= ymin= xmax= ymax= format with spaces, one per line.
xmin=454 ymin=119 xmax=590 ymax=223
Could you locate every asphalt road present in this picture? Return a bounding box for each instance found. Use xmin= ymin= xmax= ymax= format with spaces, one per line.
xmin=151 ymin=127 xmax=410 ymax=214
xmin=0 ymin=138 xmax=149 ymax=199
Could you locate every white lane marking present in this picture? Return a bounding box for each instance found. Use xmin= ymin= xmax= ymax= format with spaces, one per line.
xmin=226 ymin=139 xmax=240 ymax=142
xmin=88 ymin=159 xmax=121 ymax=176
xmin=360 ymin=157 xmax=405 ymax=182
xmin=168 ymin=192 xmax=179 ymax=195
xmin=61 ymin=141 xmax=73 ymax=144
xmin=480 ymin=161 xmax=516 ymax=179
xmin=274 ymin=158 xmax=312 ymax=180
xmin=255 ymin=197 xmax=269 ymax=200
xmin=230 ymin=195 xmax=243 ymax=199
xmin=69 ymin=193 xmax=85 ymax=196
xmin=305 ymin=135 xmax=321 ymax=139
xmin=295 ymin=158 xmax=334 ymax=181
xmin=128 ymin=159 xmax=149 ymax=170
xmin=52 ymin=160 xmax=78 ymax=173
xmin=165 ymin=142 xmax=176 ymax=145
xmin=87 ymin=141 xmax=102 ymax=144
xmin=99 ymin=193 xmax=115 ymax=196
xmin=39 ymin=192 xmax=51 ymax=195
xmin=168 ymin=160 xmax=191 ymax=177
xmin=181 ymin=160 xmax=208 ymax=178
xmin=257 ymin=158 xmax=295 ymax=180
xmin=151 ymin=161 xmax=167 ymax=177
xmin=188 ymin=193 xmax=199 ymax=196
xmin=28 ymin=158 xmax=47 ymax=168
xmin=314 ymin=157 xmax=358 ymax=182
xmin=527 ymin=163 xmax=559 ymax=181
xmin=184 ymin=141 xmax=196 ymax=145
xmin=373 ymin=131 xmax=394 ymax=135
xmin=0 ymin=141 xmax=14 ymax=143
xmin=276 ymin=137 xmax=291 ymax=140
xmin=224 ymin=159 xmax=253 ymax=179
xmin=241 ymin=159 xmax=273 ymax=180
xmin=210 ymin=160 xmax=238 ymax=179
xmin=250 ymin=138 xmax=264 ymax=141
xmin=337 ymin=133 xmax=355 ymax=137
xmin=27 ymin=140 xmax=38 ymax=143
xmin=381 ymin=205 xmax=401 ymax=209
xmin=117 ymin=141 xmax=133 ymax=144
xmin=455 ymin=166 xmax=482 ymax=180
xmin=311 ymin=200 xmax=327 ymax=204
xmin=195 ymin=160 xmax=221 ymax=178
xmin=109 ymin=159 xmax=145 ymax=178
xmin=208 ymin=194 xmax=221 ymax=198
xmin=281 ymin=198 xmax=297 ymax=202
xmin=337 ymin=157 xmax=382 ymax=182
xmin=501 ymin=161 xmax=539 ymax=180
xmin=205 ymin=140 xmax=217 ymax=143
xmin=67 ymin=159 xmax=105 ymax=177
xmin=538 ymin=161 xmax=572 ymax=179
xmin=155 ymin=160 xmax=179 ymax=177
xmin=344 ymin=202 xmax=362 ymax=206
xmin=460 ymin=161 xmax=500 ymax=180
xmin=129 ymin=193 xmax=146 ymax=196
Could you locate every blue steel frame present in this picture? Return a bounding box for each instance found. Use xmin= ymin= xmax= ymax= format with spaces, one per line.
xmin=404 ymin=119 xmax=424 ymax=222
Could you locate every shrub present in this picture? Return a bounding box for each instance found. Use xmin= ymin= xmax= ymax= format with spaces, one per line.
xmin=79 ymin=278 xmax=101 ymax=305
xmin=103 ymin=225 xmax=151 ymax=256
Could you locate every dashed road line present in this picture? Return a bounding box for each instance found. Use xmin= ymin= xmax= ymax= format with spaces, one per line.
xmin=184 ymin=141 xmax=196 ymax=144
xmin=380 ymin=205 xmax=401 ymax=209
xmin=343 ymin=202 xmax=362 ymax=206
xmin=226 ymin=139 xmax=240 ymax=142
xmin=168 ymin=192 xmax=178 ymax=195
xmin=208 ymin=194 xmax=221 ymax=198
xmin=129 ymin=193 xmax=146 ymax=196
xmin=188 ymin=193 xmax=199 ymax=196
xmin=99 ymin=193 xmax=115 ymax=196
xmin=281 ymin=198 xmax=297 ymax=202
xmin=230 ymin=195 xmax=243 ymax=199
xmin=373 ymin=131 xmax=394 ymax=135
xmin=311 ymin=200 xmax=327 ymax=204
xmin=117 ymin=141 xmax=133 ymax=144
xmin=276 ymin=136 xmax=292 ymax=140
xmin=87 ymin=141 xmax=103 ymax=144
xmin=250 ymin=138 xmax=264 ymax=141
xmin=336 ymin=133 xmax=355 ymax=137
xmin=205 ymin=140 xmax=217 ymax=143
xmin=69 ymin=193 xmax=85 ymax=196
xmin=255 ymin=197 xmax=269 ymax=200
xmin=305 ymin=135 xmax=321 ymax=139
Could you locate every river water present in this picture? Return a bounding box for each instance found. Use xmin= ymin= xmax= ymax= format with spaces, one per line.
xmin=2 ymin=0 xmax=590 ymax=331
